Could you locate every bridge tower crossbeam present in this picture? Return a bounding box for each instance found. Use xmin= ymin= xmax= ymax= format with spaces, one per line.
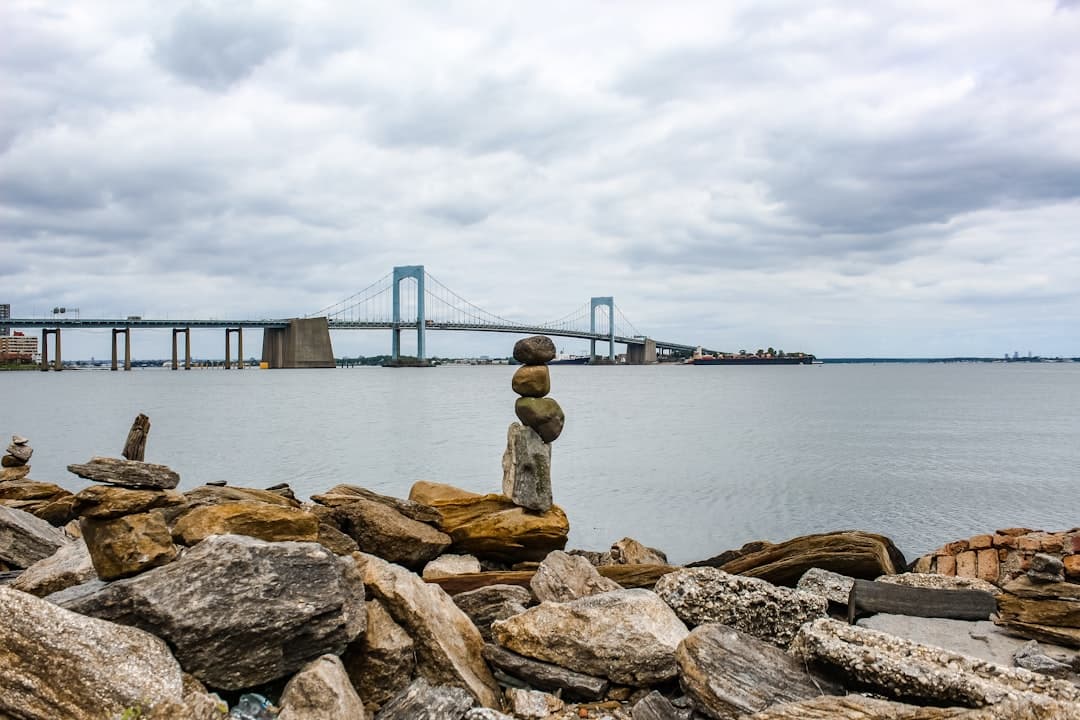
xmin=590 ymin=296 xmax=615 ymax=361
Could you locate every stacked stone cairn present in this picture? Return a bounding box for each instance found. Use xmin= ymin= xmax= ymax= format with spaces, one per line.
xmin=503 ymin=335 xmax=563 ymax=513
xmin=0 ymin=435 xmax=32 ymax=481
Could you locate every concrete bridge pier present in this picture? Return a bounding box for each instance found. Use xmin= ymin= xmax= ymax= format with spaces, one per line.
xmin=40 ymin=329 xmax=61 ymax=371
xmin=111 ymin=328 xmax=131 ymax=371
xmin=626 ymin=338 xmax=657 ymax=365
xmin=261 ymin=318 xmax=334 ymax=369
xmin=172 ymin=328 xmax=191 ymax=370
xmin=225 ymin=328 xmax=243 ymax=369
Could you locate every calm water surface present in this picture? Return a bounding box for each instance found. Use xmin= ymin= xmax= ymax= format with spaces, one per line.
xmin=3 ymin=363 xmax=1078 ymax=564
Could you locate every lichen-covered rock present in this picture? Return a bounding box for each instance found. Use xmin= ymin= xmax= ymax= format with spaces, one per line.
xmin=54 ymin=535 xmax=366 ymax=690
xmin=343 ymin=599 xmax=416 ymax=711
xmin=453 ymin=584 xmax=532 ymax=643
xmin=501 ymin=423 xmax=552 ymax=512
xmin=171 ymin=502 xmax=320 ymax=545
xmin=0 ymin=586 xmax=185 ymax=719
xmin=530 ymin=550 xmax=621 ymax=603
xmin=797 ymin=567 xmax=855 ymax=605
xmin=655 ymin=567 xmax=827 ymax=648
xmin=0 ymin=504 xmax=70 ymax=568
xmin=81 ymin=511 xmax=178 ymax=580
xmin=677 ymin=623 xmax=840 ymax=719
xmin=514 ymin=397 xmax=565 ymax=443
xmin=790 ymin=618 xmax=1080 ymax=707
xmin=359 ymin=552 xmax=500 ymax=708
xmin=511 ymin=364 xmax=551 ymax=397
xmin=513 ymin=336 xmax=556 ymax=365
xmin=278 ymin=654 xmax=366 ymax=720
xmin=492 ymin=588 xmax=688 ymax=686
xmin=11 ymin=537 xmax=96 ymax=596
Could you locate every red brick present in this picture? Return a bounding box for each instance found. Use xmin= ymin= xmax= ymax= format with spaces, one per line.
xmin=936 ymin=555 xmax=956 ymax=576
xmin=1067 ymin=533 xmax=1080 ymax=554
xmin=945 ymin=540 xmax=970 ymax=555
xmin=976 ymin=549 xmax=999 ymax=584
xmin=956 ymin=550 xmax=978 ymax=578
xmin=998 ymin=548 xmax=1009 ymax=561
xmin=996 ymin=527 xmax=1034 ymax=537
xmin=1017 ymin=536 xmax=1041 ymax=552
xmin=1065 ymin=555 xmax=1080 ymax=580
xmin=1040 ymin=535 xmax=1065 ymax=553
xmin=969 ymin=534 xmax=993 ymax=550
xmin=993 ymin=535 xmax=1016 ymax=549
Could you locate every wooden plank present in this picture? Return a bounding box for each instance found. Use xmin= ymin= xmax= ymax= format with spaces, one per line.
xmin=847 ymin=578 xmax=997 ymax=623
xmin=121 ymin=413 xmax=150 ymax=461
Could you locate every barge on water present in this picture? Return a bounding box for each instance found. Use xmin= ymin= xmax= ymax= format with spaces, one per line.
xmin=687 ymin=347 xmax=816 ymax=365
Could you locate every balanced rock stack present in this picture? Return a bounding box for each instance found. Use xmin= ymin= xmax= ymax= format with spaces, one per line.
xmin=0 ymin=435 xmax=32 ymax=482
xmin=503 ymin=335 xmax=564 ymax=513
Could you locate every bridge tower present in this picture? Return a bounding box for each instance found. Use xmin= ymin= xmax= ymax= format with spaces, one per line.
xmin=590 ymin=296 xmax=615 ymax=362
xmin=392 ymin=265 xmax=426 ymax=362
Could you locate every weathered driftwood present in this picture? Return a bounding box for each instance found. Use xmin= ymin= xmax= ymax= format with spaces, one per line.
xmin=715 ymin=531 xmax=906 ymax=586
xmin=121 ymin=414 xmax=150 ymax=461
xmin=426 ymin=563 xmax=677 ymax=595
xmin=846 ymin=579 xmax=997 ymax=623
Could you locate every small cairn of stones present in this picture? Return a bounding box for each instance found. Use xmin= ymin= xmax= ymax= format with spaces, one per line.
xmin=0 ymin=435 xmax=32 ymax=481
xmin=502 ymin=336 xmax=564 ymax=513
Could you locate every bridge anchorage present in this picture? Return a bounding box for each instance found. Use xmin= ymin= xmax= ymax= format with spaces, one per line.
xmin=3 ymin=264 xmax=711 ymax=369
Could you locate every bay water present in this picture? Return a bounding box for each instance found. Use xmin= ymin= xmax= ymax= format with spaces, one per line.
xmin=3 ymin=362 xmax=1077 ymax=565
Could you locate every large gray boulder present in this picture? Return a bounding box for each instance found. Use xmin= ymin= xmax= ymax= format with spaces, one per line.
xmin=0 ymin=504 xmax=69 ymax=568
xmin=790 ymin=618 xmax=1080 ymax=707
xmin=655 ymin=567 xmax=827 ymax=648
xmin=492 ymin=588 xmax=689 ymax=686
xmin=0 ymin=586 xmax=185 ymax=719
xmin=52 ymin=534 xmax=366 ymax=689
xmin=530 ymin=549 xmax=621 ymax=603
xmin=359 ymin=552 xmax=500 ymax=708
xmin=677 ymin=623 xmax=840 ymax=719
xmin=278 ymin=654 xmax=366 ymax=720
xmin=501 ymin=423 xmax=552 ymax=512
xmin=11 ymin=537 xmax=96 ymax=596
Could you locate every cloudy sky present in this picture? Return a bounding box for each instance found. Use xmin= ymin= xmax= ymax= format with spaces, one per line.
xmin=3 ymin=0 xmax=1079 ymax=360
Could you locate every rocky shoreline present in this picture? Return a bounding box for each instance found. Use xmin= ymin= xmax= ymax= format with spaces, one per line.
xmin=2 ymin=337 xmax=1079 ymax=720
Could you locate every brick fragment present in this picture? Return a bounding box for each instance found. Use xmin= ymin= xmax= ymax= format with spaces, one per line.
xmin=996 ymin=528 xmax=1033 ymax=537
xmin=969 ymin=534 xmax=993 ymax=550
xmin=944 ymin=540 xmax=970 ymax=555
xmin=936 ymin=555 xmax=956 ymax=576
xmin=976 ymin=548 xmax=999 ymax=584
xmin=956 ymin=550 xmax=977 ymax=578
xmin=1040 ymin=535 xmax=1065 ymax=553
xmin=1017 ymin=536 xmax=1041 ymax=552
xmin=1064 ymin=555 xmax=1080 ymax=580
xmin=993 ymin=535 xmax=1016 ymax=549
xmin=1069 ymin=534 xmax=1080 ymax=554
xmin=913 ymin=555 xmax=933 ymax=573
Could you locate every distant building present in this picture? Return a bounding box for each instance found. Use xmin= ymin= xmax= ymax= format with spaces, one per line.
xmin=0 ymin=332 xmax=38 ymax=363
xmin=0 ymin=304 xmax=9 ymax=336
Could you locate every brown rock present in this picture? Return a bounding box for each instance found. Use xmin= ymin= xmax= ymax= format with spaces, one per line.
xmin=514 ymin=397 xmax=565 ymax=443
xmin=513 ymin=335 xmax=556 ymax=365
xmin=512 ymin=365 xmax=551 ymax=397
xmin=697 ymin=530 xmax=906 ymax=586
xmin=67 ymin=456 xmax=180 ymax=489
xmin=977 ymin=549 xmax=1000 ymax=584
xmin=998 ymin=527 xmax=1035 ymax=537
xmin=945 ymin=540 xmax=971 ymax=554
xmin=956 ymin=550 xmax=978 ymax=578
xmin=312 ymin=484 xmax=441 ymax=524
xmin=0 ymin=465 xmax=31 ymax=482
xmin=171 ymin=502 xmax=319 ymax=546
xmin=11 ymin=538 xmax=96 ymax=597
xmin=938 ymin=555 xmax=957 ymax=576
xmin=1063 ymin=555 xmax=1080 ymax=580
xmin=74 ymin=485 xmax=186 ymax=520
xmin=317 ymin=522 xmax=361 ymax=555
xmin=1019 ymin=536 xmax=1042 ymax=552
xmin=313 ymin=496 xmax=450 ymax=568
xmin=0 ymin=479 xmax=70 ymax=503
xmin=610 ymin=537 xmax=668 ymax=565
xmin=970 ymin=535 xmax=993 ymax=550
xmin=278 ymin=653 xmax=366 ymax=720
xmin=1041 ymin=536 xmax=1065 ymax=553
xmin=530 ymin=550 xmax=621 ymax=602
xmin=358 ymin=552 xmax=500 ymax=708
xmin=994 ymin=577 xmax=1080 ymax=648
xmin=342 ymin=599 xmax=415 ymax=712
xmin=409 ymin=481 xmax=569 ymax=564
xmin=81 ymin=512 xmax=178 ymax=580
xmin=183 ymin=484 xmax=302 ymax=510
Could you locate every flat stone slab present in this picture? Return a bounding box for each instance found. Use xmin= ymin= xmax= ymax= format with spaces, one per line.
xmin=67 ymin=456 xmax=180 ymax=490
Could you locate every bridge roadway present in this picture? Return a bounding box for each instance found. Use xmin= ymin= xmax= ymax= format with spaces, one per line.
xmin=4 ymin=317 xmax=711 ymax=355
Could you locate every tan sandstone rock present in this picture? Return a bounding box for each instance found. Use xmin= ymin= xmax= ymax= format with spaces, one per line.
xmin=81 ymin=511 xmax=178 ymax=580
xmin=172 ymin=502 xmax=320 ymax=545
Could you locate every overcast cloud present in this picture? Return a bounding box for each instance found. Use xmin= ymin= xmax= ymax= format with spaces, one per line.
xmin=2 ymin=0 xmax=1079 ymax=359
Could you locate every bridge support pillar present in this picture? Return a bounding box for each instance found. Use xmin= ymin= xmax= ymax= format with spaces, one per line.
xmin=172 ymin=328 xmax=191 ymax=370
xmin=224 ymin=328 xmax=243 ymax=369
xmin=261 ymin=318 xmax=334 ymax=369
xmin=111 ymin=328 xmax=131 ymax=371
xmin=391 ymin=265 xmax=426 ymax=362
xmin=590 ymin=296 xmax=615 ymax=362
xmin=626 ymin=338 xmax=657 ymax=365
xmin=41 ymin=329 xmax=61 ymax=371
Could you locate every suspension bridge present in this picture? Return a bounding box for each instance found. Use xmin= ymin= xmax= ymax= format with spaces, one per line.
xmin=3 ymin=265 xmax=714 ymax=370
